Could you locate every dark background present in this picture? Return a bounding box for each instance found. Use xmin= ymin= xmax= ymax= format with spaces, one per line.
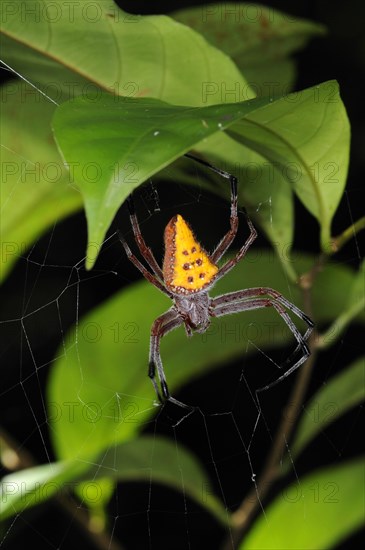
xmin=1 ymin=1 xmax=364 ymax=549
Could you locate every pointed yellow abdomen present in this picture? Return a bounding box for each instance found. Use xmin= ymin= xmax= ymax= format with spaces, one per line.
xmin=163 ymin=215 xmax=218 ymax=293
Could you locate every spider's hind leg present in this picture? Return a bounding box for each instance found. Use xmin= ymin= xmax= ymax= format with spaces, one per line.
xmin=211 ymin=288 xmax=314 ymax=393
xmin=267 ymin=293 xmax=314 ymax=371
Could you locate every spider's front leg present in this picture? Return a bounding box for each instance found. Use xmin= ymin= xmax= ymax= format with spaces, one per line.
xmin=149 ymin=308 xmax=192 ymax=409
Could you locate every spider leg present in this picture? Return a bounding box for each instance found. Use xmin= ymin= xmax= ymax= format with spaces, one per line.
xmin=150 ymin=308 xmax=192 ymax=409
xmin=185 ymin=153 xmax=253 ymax=263
xmin=213 ymin=288 xmax=313 ymax=335
xmin=210 ymin=288 xmax=314 ymax=391
xmin=214 ymin=215 xmax=257 ymax=282
xmin=270 ymin=305 xmax=313 ymax=372
xmin=126 ymin=194 xmax=164 ymax=280
xmin=117 ymin=230 xmax=171 ymax=296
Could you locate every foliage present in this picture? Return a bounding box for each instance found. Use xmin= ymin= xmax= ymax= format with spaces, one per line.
xmin=1 ymin=2 xmax=363 ymax=549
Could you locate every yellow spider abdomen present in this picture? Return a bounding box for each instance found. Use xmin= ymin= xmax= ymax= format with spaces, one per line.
xmin=163 ymin=214 xmax=218 ymax=293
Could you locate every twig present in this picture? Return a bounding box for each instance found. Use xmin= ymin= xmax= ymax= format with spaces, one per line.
xmin=330 ymin=215 xmax=365 ymax=253
xmin=221 ymin=279 xmax=318 ymax=550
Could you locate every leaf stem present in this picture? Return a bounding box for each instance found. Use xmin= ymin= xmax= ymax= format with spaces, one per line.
xmin=330 ymin=216 xmax=365 ymax=253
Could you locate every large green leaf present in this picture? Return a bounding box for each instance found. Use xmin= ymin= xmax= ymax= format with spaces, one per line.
xmin=0 ymin=435 xmax=228 ymax=525
xmin=0 ymin=80 xmax=81 ymax=282
xmin=0 ymin=0 xmax=251 ymax=106
xmin=53 ymin=81 xmax=349 ymax=269
xmin=52 ymin=93 xmax=272 ymax=268
xmin=242 ymin=458 xmax=364 ymax=549
xmin=48 ymin=251 xmax=362 ymax=461
xmin=289 ymin=357 xmax=365 ymax=462
xmin=173 ymin=3 xmax=325 ymax=95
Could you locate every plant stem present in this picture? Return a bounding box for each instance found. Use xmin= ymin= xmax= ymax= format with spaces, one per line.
xmin=221 ymin=283 xmax=317 ymax=550
xmin=330 ymin=216 xmax=365 ymax=253
xmin=0 ymin=429 xmax=125 ymax=550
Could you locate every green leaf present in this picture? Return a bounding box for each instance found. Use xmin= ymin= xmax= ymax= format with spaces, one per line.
xmin=242 ymin=458 xmax=364 ymax=549
xmin=0 ymin=459 xmax=86 ymax=521
xmin=47 ymin=251 xmax=360 ymax=461
xmin=52 ymin=93 xmax=270 ymax=269
xmin=0 ymin=0 xmax=251 ymax=106
xmin=53 ymin=81 xmax=349 ymax=269
xmin=0 ymin=80 xmax=82 ymax=282
xmin=0 ymin=436 xmax=228 ymax=526
xmin=173 ymin=3 xmax=325 ymax=95
xmin=289 ymin=357 xmax=365 ymax=463
xmin=226 ymin=80 xmax=350 ymax=251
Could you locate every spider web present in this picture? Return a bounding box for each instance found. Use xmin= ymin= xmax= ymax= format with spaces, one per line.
xmin=1 ymin=63 xmax=363 ymax=550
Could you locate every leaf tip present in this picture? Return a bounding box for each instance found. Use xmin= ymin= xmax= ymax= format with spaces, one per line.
xmin=85 ymin=242 xmax=100 ymax=270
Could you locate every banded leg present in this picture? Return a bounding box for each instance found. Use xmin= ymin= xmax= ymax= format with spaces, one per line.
xmin=149 ymin=308 xmax=191 ymax=409
xmin=117 ymin=230 xmax=169 ymax=295
xmin=185 ymin=153 xmax=242 ymax=262
xmin=126 ymin=195 xmax=164 ymax=280
xmin=210 ymin=288 xmax=313 ymax=391
xmin=213 ymin=216 xmax=258 ymax=283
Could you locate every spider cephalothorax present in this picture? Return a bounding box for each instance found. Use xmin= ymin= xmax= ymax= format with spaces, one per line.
xmin=172 ymin=289 xmax=211 ymax=336
xmin=119 ymin=154 xmax=314 ymax=409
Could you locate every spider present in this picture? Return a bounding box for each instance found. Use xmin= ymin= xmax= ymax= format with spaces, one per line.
xmin=119 ymin=154 xmax=314 ymax=409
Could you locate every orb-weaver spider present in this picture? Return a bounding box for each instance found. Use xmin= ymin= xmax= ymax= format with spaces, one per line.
xmin=119 ymin=154 xmax=314 ymax=409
